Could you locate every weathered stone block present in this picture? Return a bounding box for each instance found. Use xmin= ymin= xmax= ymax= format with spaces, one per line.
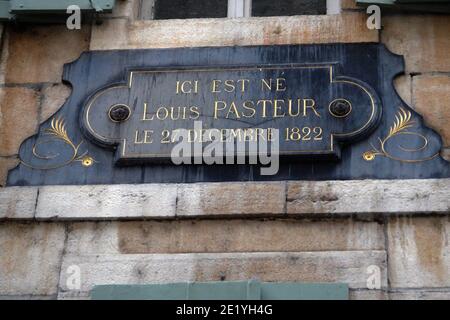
xmin=65 ymin=222 xmax=119 ymax=255
xmin=64 ymin=219 xmax=384 ymax=255
xmin=110 ymin=0 xmax=140 ymax=18
xmin=0 ymin=157 xmax=18 ymax=187
xmin=58 ymin=251 xmax=387 ymax=299
xmin=0 ymin=295 xmax=55 ymax=300
xmin=0 ymin=87 xmax=39 ymax=156
xmin=176 ymin=182 xmax=286 ymax=216
xmin=413 ymin=75 xmax=450 ymax=147
xmin=442 ymin=148 xmax=450 ymax=162
xmin=3 ymin=180 xmax=450 ymax=220
xmin=390 ymin=289 xmax=450 ymax=300
xmin=341 ymin=0 xmax=361 ymax=10
xmin=388 ymin=217 xmax=450 ymax=288
xmin=381 ymin=15 xmax=450 ymax=73
xmin=90 ymin=18 xmax=128 ymax=50
xmin=394 ymin=74 xmax=412 ymax=106
xmin=287 ymin=179 xmax=450 ymax=216
xmin=350 ymin=290 xmax=389 ymax=300
xmin=40 ymin=83 xmax=71 ymax=124
xmin=0 ymin=187 xmax=36 ymax=219
xmin=35 ymin=184 xmax=177 ymax=220
xmin=91 ymin=13 xmax=378 ymax=50
xmin=2 ymin=25 xmax=90 ymax=84
xmin=3 ymin=179 xmax=450 ymax=220
xmin=0 ymin=222 xmax=66 ymax=296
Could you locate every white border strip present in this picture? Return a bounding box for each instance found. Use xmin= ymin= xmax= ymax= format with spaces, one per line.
xmin=327 ymin=0 xmax=342 ymax=15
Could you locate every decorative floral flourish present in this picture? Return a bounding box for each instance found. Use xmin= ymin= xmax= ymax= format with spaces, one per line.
xmin=21 ymin=117 xmax=95 ymax=170
xmin=363 ymin=108 xmax=438 ymax=163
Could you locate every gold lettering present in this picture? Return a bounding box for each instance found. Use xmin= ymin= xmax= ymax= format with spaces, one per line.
xmin=190 ymin=106 xmax=200 ymax=120
xmin=229 ymin=128 xmax=242 ymax=142
xmin=244 ymin=128 xmax=254 ymax=142
xmin=170 ymin=107 xmax=181 ymax=120
xmin=176 ymin=80 xmax=198 ymax=94
xmin=303 ymin=99 xmax=320 ymax=117
xmin=135 ymin=130 xmax=153 ymax=144
xmin=226 ymin=102 xmax=241 ymax=119
xmin=261 ymin=79 xmax=272 ymax=91
xmin=256 ymin=128 xmax=266 ymax=141
xmin=242 ymin=100 xmax=256 ymax=118
xmin=194 ymin=80 xmax=199 ymax=93
xmin=144 ymin=130 xmax=153 ymax=144
xmin=288 ymin=99 xmax=301 ymax=117
xmin=212 ymin=80 xmax=221 ymax=93
xmin=237 ymin=79 xmax=250 ymax=92
xmin=134 ymin=130 xmax=143 ymax=144
xmin=156 ymin=107 xmax=169 ymax=120
xmin=214 ymin=101 xmax=227 ymax=119
xmin=182 ymin=81 xmax=192 ymax=94
xmin=276 ymin=78 xmax=287 ymax=92
xmin=142 ymin=103 xmax=154 ymax=121
xmin=267 ymin=128 xmax=275 ymax=142
xmin=224 ymin=80 xmax=235 ymax=93
xmin=257 ymin=99 xmax=272 ymax=118
xmin=187 ymin=129 xmax=198 ymax=143
xmin=273 ymin=99 xmax=286 ymax=118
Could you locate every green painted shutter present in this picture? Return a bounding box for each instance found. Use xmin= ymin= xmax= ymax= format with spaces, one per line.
xmin=91 ymin=281 xmax=349 ymax=300
xmin=357 ymin=0 xmax=450 ymax=13
xmin=260 ymin=283 xmax=348 ymax=300
xmin=0 ymin=0 xmax=11 ymax=21
xmin=10 ymin=0 xmax=115 ymax=13
xmin=0 ymin=0 xmax=116 ymax=22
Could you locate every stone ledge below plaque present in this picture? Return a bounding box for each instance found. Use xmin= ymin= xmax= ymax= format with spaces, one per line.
xmin=1 ymin=179 xmax=449 ymax=221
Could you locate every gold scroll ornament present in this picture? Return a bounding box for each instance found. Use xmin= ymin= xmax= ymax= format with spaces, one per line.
xmin=363 ymin=108 xmax=439 ymax=163
xmin=20 ymin=118 xmax=95 ymax=170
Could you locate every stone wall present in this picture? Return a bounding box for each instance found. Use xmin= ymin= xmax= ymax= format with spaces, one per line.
xmin=0 ymin=0 xmax=449 ymax=300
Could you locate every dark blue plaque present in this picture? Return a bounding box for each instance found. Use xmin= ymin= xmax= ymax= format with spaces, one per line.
xmin=7 ymin=44 xmax=450 ymax=185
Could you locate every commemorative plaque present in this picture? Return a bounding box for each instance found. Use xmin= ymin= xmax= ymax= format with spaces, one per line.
xmin=7 ymin=44 xmax=450 ymax=185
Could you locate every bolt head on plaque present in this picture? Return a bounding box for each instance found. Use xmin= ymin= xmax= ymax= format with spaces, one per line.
xmin=329 ymin=99 xmax=352 ymax=118
xmin=108 ymin=104 xmax=131 ymax=122
xmin=81 ymin=155 xmax=95 ymax=167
